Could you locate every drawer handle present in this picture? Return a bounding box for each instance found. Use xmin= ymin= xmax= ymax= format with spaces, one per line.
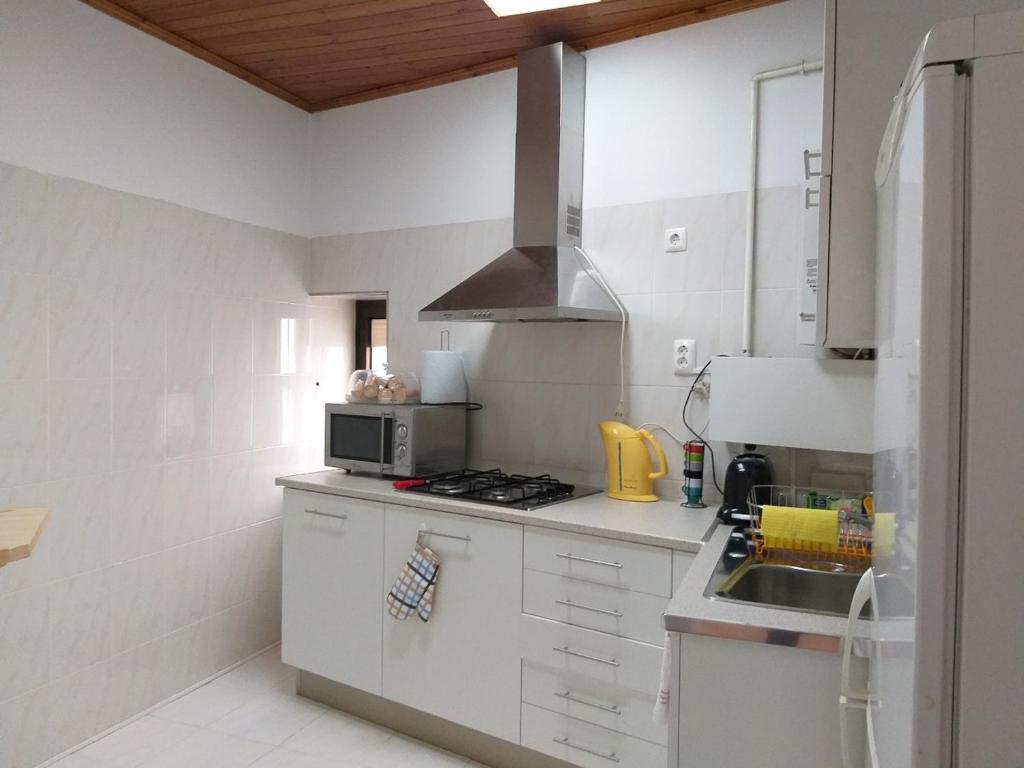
xmin=555 ymin=599 xmax=623 ymax=618
xmin=552 ymin=645 xmax=620 ymax=667
xmin=304 ymin=508 xmax=348 ymax=521
xmin=553 ymin=736 xmax=620 ymax=763
xmin=555 ymin=553 xmax=623 ymax=569
xmin=554 ymin=690 xmax=622 ymax=715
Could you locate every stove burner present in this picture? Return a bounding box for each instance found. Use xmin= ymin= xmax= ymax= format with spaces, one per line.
xmin=480 ymin=487 xmax=515 ymax=501
xmin=432 ymin=479 xmax=469 ymax=494
xmin=405 ymin=469 xmax=598 ymax=511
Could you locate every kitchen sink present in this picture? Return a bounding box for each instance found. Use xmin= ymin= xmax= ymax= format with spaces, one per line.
xmin=710 ymin=559 xmax=867 ymax=616
xmin=705 ymin=548 xmax=915 ymax=618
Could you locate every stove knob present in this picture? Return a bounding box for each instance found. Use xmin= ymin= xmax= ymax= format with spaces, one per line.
xmin=396 ymin=444 xmax=407 ymax=459
xmin=396 ymin=424 xmax=409 ymax=439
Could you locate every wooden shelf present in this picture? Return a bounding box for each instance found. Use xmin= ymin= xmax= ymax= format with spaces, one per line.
xmin=0 ymin=508 xmax=49 ymax=567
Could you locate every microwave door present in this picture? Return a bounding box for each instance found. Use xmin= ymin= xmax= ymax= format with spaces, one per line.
xmin=328 ymin=412 xmax=394 ymax=472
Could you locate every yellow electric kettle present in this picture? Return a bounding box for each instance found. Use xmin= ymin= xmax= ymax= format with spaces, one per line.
xmin=599 ymin=421 xmax=668 ymax=502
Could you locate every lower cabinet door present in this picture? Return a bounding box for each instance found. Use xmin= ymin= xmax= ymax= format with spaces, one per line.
xmin=281 ymin=490 xmax=384 ymax=694
xmin=522 ymin=703 xmax=667 ymax=768
xmin=382 ymin=504 xmax=523 ymax=743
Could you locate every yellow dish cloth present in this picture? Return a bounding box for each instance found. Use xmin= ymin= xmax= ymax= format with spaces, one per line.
xmin=761 ymin=505 xmax=839 ymax=553
xmin=872 ymin=513 xmax=896 ymax=556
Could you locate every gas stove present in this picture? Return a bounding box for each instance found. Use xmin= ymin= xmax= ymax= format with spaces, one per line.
xmin=404 ymin=469 xmax=601 ymax=511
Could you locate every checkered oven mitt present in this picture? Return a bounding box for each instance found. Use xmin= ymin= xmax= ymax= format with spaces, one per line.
xmin=386 ymin=542 xmax=440 ymax=622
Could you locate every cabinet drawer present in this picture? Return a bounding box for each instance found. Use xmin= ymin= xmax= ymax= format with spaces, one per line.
xmin=523 ymin=570 xmax=668 ymax=646
xmin=521 ymin=614 xmax=662 ymax=694
xmin=522 ymin=664 xmax=666 ymax=746
xmin=522 ymin=703 xmax=666 ymax=768
xmin=524 ymin=528 xmax=673 ymax=598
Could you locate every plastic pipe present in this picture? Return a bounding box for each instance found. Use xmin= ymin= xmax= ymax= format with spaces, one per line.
xmin=742 ymin=59 xmax=824 ymax=356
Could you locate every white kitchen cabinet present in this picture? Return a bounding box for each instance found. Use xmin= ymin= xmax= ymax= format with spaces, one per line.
xmin=381 ymin=504 xmax=523 ymax=743
xmin=818 ymin=0 xmax=1024 ymax=349
xmin=675 ymin=633 xmax=866 ymax=768
xmin=281 ymin=489 xmax=384 ymax=694
xmin=522 ymin=703 xmax=667 ymax=768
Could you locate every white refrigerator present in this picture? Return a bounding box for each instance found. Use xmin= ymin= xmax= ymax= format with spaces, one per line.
xmin=866 ymin=8 xmax=1024 ymax=768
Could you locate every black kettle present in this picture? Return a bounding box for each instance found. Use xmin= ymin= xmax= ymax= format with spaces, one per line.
xmin=717 ymin=446 xmax=773 ymax=526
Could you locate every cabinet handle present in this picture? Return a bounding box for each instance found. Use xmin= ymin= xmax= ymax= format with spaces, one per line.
xmin=554 ymin=690 xmax=622 ymax=715
xmin=553 ymin=736 xmax=620 ymax=763
xmin=805 ymin=187 xmax=820 ymax=209
xmin=555 ymin=553 xmax=623 ymax=569
xmin=552 ymin=645 xmax=620 ymax=667
xmin=304 ymin=508 xmax=348 ymax=521
xmin=803 ymin=149 xmax=823 ymax=179
xmin=417 ymin=528 xmax=472 ymax=543
xmin=555 ymin=599 xmax=623 ymax=618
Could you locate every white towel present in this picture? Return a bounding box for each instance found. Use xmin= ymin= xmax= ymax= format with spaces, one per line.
xmin=652 ymin=631 xmax=678 ymax=725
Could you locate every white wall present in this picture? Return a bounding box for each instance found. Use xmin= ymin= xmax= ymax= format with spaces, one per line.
xmin=0 ymin=0 xmax=311 ymax=235
xmin=0 ymin=162 xmax=354 ymax=768
xmin=309 ymin=0 xmax=824 ymax=236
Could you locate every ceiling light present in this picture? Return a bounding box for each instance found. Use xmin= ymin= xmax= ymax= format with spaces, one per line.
xmin=483 ymin=0 xmax=601 ymax=17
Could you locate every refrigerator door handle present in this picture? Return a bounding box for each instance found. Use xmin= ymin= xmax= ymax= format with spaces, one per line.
xmin=840 ymin=568 xmax=879 ymax=768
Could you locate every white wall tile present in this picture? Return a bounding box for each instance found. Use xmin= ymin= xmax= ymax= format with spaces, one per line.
xmin=109 ymin=194 xmax=175 ymax=291
xmin=112 ymin=376 xmax=166 ymax=470
xmin=109 ymin=466 xmax=164 ymax=562
xmin=0 ymin=380 xmax=48 ymax=487
xmin=166 ymin=376 xmax=213 ymax=459
xmin=0 ymin=271 xmax=48 ymax=381
xmin=48 ymin=378 xmax=111 ymax=480
xmin=0 ymin=164 xmax=48 ymax=275
xmin=49 ymin=569 xmax=111 ymax=680
xmin=0 ymin=584 xmax=49 ymax=700
xmin=46 ymin=475 xmax=111 ymax=579
xmin=166 ymin=288 xmax=212 ymax=382
xmin=255 ymin=302 xmax=313 ymax=376
xmin=108 ymin=553 xmax=165 ymax=653
xmin=162 ymin=458 xmax=211 ymax=547
xmin=213 ymin=371 xmax=254 ymax=455
xmin=160 ymin=538 xmax=211 ymax=633
xmin=112 ymin=282 xmax=166 ymax=379
xmin=49 ymin=277 xmax=112 ymax=380
xmin=208 ymin=451 xmax=254 ymax=533
xmin=213 ymin=296 xmax=255 ymax=379
xmin=47 ymin=176 xmax=120 ymax=287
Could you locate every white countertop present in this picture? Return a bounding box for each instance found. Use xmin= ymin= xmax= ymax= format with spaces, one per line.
xmin=276 ymin=470 xmax=717 ymax=552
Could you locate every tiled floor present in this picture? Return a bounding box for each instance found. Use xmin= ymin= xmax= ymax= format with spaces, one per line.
xmin=53 ymin=647 xmax=489 ymax=768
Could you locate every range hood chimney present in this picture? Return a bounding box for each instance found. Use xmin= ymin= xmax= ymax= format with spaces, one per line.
xmin=419 ymin=42 xmax=622 ymax=322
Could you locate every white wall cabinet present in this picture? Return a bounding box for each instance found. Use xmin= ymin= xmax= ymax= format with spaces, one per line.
xmin=381 ymin=505 xmax=523 ymax=743
xmin=281 ymin=490 xmax=385 ymax=695
xmin=818 ymin=0 xmax=1024 ymax=349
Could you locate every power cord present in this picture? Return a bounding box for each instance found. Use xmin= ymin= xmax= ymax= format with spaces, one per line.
xmin=681 ymin=357 xmax=724 ymax=497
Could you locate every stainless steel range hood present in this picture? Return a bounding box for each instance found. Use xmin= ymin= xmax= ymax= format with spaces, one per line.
xmin=419 ymin=43 xmax=622 ymax=323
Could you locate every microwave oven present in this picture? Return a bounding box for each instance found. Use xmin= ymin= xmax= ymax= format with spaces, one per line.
xmin=324 ymin=402 xmax=467 ymax=477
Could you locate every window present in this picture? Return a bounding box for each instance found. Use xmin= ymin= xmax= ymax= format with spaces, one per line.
xmin=355 ymin=299 xmax=387 ymax=371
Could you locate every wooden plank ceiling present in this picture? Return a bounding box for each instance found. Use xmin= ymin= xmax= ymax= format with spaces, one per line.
xmin=81 ymin=0 xmax=782 ymax=111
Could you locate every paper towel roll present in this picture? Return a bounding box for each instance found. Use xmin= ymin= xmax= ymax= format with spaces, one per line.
xmin=421 ymin=350 xmax=467 ymax=404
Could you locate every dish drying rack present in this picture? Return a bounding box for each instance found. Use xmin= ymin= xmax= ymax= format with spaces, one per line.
xmin=748 ymin=484 xmax=875 ymax=570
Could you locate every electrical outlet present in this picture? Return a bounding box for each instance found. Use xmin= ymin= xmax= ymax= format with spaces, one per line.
xmin=673 ymin=338 xmax=697 ymax=375
xmin=664 ymin=227 xmax=687 ymax=252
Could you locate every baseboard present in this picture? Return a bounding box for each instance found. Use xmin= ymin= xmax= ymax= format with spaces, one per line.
xmin=36 ymin=642 xmax=283 ymax=768
xmin=298 ymin=670 xmax=574 ymax=768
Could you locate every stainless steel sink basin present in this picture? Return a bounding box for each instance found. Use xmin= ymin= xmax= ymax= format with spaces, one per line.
xmin=710 ymin=559 xmax=866 ymax=616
